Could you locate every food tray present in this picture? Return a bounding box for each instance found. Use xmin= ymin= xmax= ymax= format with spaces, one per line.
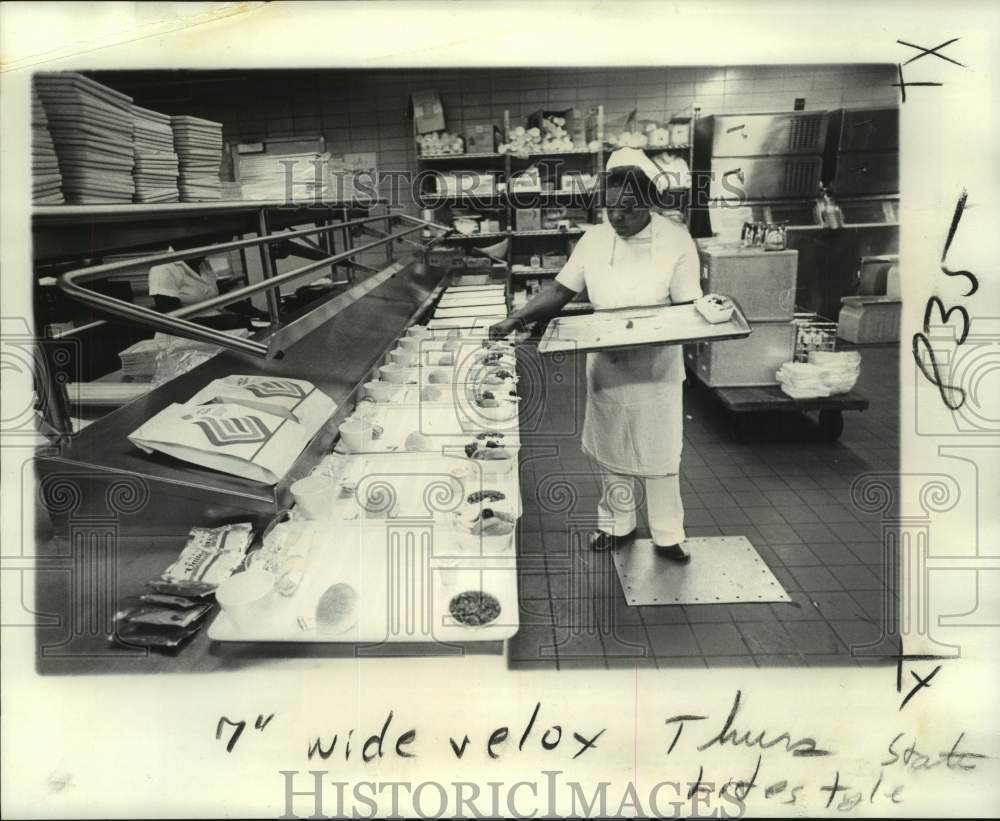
xmin=345 ymin=402 xmax=522 ymax=452
xmin=437 ymin=296 xmax=508 ymax=309
xmin=538 ymin=300 xmax=752 ymax=355
xmin=206 ymin=454 xmax=521 ymax=643
xmin=427 ymin=316 xmax=506 ymax=330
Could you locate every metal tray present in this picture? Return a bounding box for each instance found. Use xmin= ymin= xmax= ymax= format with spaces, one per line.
xmin=537 ymin=300 xmax=753 ymax=355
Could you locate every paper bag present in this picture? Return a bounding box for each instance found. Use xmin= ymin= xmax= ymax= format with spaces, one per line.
xmin=128 ymin=375 xmax=337 ymax=485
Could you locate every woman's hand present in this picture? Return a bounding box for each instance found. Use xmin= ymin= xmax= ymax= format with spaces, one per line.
xmin=489 ymin=317 xmax=521 ymax=341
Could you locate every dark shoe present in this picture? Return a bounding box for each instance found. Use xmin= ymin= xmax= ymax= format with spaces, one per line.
xmin=654 ymin=543 xmax=691 ymax=563
xmin=588 ymin=529 xmax=636 ymax=552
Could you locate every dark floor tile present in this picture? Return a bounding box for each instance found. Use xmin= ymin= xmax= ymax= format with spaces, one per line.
xmin=508 ymin=626 xmax=558 ymax=662
xmin=782 ymin=620 xmax=847 ymax=654
xmin=796 ymin=489 xmax=837 ymax=505
xmin=809 ymin=591 xmax=869 ymax=621
xmin=686 ymin=525 xmax=724 ymax=538
xmin=787 ymin=565 xmax=844 ymax=592
xmin=850 ymin=590 xmax=893 ymax=622
xmin=776 ymin=505 xmax=822 ymax=524
xmin=710 ymin=507 xmax=752 ymax=526
xmin=844 ymin=539 xmax=884 ymax=563
xmin=606 ymin=653 xmax=657 ymax=669
xmin=602 ymin=624 xmax=655 ymax=659
xmin=753 ymin=544 xmax=782 ymax=566
xmin=829 ymin=564 xmax=883 ymax=591
xmin=756 ymin=523 xmax=803 ymax=544
xmin=720 ymin=476 xmax=759 ymax=492
xmin=729 ymin=603 xmax=779 ymax=622
xmin=751 ymin=476 xmax=791 ymax=491
xmin=684 ymin=604 xmax=736 ymax=623
xmin=556 ymin=656 xmax=608 ymax=670
xmin=738 ymin=621 xmax=796 ymax=654
xmin=743 ymin=506 xmax=787 ymax=526
xmin=804 ymin=653 xmax=854 ymax=667
xmin=705 ymin=655 xmax=755 ymax=668
xmin=657 ymin=656 xmax=708 ymax=669
xmin=827 ymin=619 xmax=886 ymax=653
xmin=518 ymin=571 xmax=551 ymax=599
xmin=808 ymin=542 xmax=860 ymax=565
xmin=764 ymin=490 xmax=803 ymax=506
xmin=647 ymin=623 xmax=702 ymax=656
xmin=755 ymin=654 xmax=807 ymax=667
xmin=770 ymin=567 xmax=799 ymax=591
xmin=772 ymin=543 xmax=821 ymax=566
xmin=638 ymin=605 xmax=688 ymax=625
xmin=518 ymin=597 xmax=556 ymax=626
xmin=711 ymin=463 xmax=747 ymax=478
xmin=690 ymin=476 xmax=726 ymax=493
xmin=692 ymin=622 xmax=750 ymax=655
xmin=811 ymin=504 xmax=858 ymax=523
xmin=791 ymin=522 xmax=841 ymax=543
xmin=681 ymin=492 xmax=706 ymax=509
xmin=684 ymin=508 xmax=717 ymax=527
xmin=698 ymin=490 xmax=740 ymax=508
xmin=731 ymin=490 xmax=770 ymax=507
xmin=552 ymin=628 xmax=609 ymax=663
xmin=718 ymin=525 xmax=764 ymax=543
xmin=770 ymin=592 xmax=824 ymax=621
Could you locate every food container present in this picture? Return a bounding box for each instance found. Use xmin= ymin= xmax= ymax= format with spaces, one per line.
xmin=290 ymin=473 xmax=335 ymax=520
xmin=215 ymin=569 xmax=275 ymax=631
xmin=474 ymin=402 xmax=518 ymax=422
xmin=467 ymin=450 xmax=514 ymax=479
xmin=363 ymin=380 xmax=402 ymax=403
xmin=338 ymin=417 xmax=373 ymax=452
xmin=379 ymin=363 xmax=410 ymax=384
xmin=406 ymin=325 xmax=432 ymax=339
xmin=389 ymin=348 xmax=418 ymax=366
xmin=694 ymin=294 xmax=736 ymax=324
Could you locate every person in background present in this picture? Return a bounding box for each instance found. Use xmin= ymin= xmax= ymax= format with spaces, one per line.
xmin=148 ymin=241 xmax=268 ymax=331
xmin=489 ymin=148 xmax=702 ymax=562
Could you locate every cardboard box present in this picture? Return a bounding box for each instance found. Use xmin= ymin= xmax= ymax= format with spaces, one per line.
xmin=515 ymin=208 xmax=542 ymax=231
xmin=464 ymin=122 xmax=503 ymax=153
xmin=409 ymin=90 xmax=446 ymax=134
xmin=428 ymin=247 xmax=466 ymax=270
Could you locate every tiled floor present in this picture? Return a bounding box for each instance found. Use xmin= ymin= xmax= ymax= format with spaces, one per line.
xmin=508 ymin=341 xmax=901 ymax=670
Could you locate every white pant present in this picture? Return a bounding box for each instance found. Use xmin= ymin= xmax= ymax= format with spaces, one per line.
xmin=597 ymin=469 xmax=685 ymax=547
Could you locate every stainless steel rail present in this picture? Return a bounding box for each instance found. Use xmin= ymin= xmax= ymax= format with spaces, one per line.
xmin=43 ymin=211 xmax=451 ymax=435
xmin=54 ymin=213 xmax=450 ymax=355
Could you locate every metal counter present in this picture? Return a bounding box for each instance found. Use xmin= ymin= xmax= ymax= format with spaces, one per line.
xmin=36 ymin=255 xmax=445 ymax=537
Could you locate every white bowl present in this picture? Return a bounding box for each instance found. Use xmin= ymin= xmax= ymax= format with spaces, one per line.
xmin=290 ymin=473 xmax=335 ymax=520
xmin=406 ymin=325 xmax=432 ymax=338
xmin=339 ymin=417 xmax=373 ymax=452
xmin=216 ymin=569 xmax=274 ymax=630
xmin=363 ymin=380 xmax=401 ymax=402
xmin=379 ymin=363 xmax=410 ymax=384
xmin=475 ymin=403 xmax=518 ymax=422
xmin=467 ymin=452 xmax=514 ymax=479
xmin=389 ymin=348 xmax=419 ymax=366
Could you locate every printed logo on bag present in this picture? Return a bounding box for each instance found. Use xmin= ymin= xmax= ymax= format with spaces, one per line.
xmin=182 ymin=413 xmax=272 ymax=446
xmin=237 ymin=379 xmax=307 ymax=400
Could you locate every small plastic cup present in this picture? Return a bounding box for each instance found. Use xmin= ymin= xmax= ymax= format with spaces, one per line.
xmin=379 ymin=363 xmax=410 ymax=384
xmin=290 ymin=472 xmax=335 ymax=519
xmin=216 ymin=569 xmax=274 ymax=631
xmin=390 ymin=348 xmax=418 ymax=366
xmin=339 ymin=417 xmax=373 ymax=453
xmin=363 ymin=381 xmax=400 ymax=402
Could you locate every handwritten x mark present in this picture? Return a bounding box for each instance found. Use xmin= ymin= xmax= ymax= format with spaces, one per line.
xmin=897 ymin=38 xmax=966 ymax=67
xmin=899 ymin=665 xmax=942 ymax=711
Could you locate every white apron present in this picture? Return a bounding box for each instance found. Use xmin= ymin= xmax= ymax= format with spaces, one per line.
xmin=556 ymin=215 xmax=702 ymax=477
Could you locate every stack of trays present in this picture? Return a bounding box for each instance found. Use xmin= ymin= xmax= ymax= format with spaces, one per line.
xmin=132 ymin=105 xmax=179 ymax=203
xmin=34 ymin=72 xmax=135 ymax=204
xmin=31 ymin=90 xmax=63 ymax=204
xmin=171 ymin=115 xmax=223 ymax=201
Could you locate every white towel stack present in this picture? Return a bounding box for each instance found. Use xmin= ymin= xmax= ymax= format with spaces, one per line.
xmin=34 ymin=72 xmax=136 ymax=204
xmin=31 ymin=89 xmax=64 ymax=204
xmin=171 ymin=114 xmax=223 ymax=201
xmin=132 ymin=105 xmax=179 ymax=203
xmin=777 ymin=351 xmax=861 ymax=398
xmin=808 ymin=350 xmax=861 ymax=394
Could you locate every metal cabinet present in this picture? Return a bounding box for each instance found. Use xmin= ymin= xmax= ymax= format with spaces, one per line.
xmin=700 ymin=112 xmax=829 ymax=157
xmin=832 ymin=107 xmax=898 ymax=152
xmin=699 ymin=246 xmax=798 ymax=321
xmin=829 ymin=150 xmax=898 ymax=196
xmin=709 ymin=156 xmax=824 ymax=201
xmin=688 ymin=321 xmax=797 ymax=388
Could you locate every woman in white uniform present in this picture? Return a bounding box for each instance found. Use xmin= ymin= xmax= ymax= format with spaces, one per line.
xmin=149 ymin=243 xmax=266 ymax=331
xmin=489 ymin=148 xmax=702 ymax=562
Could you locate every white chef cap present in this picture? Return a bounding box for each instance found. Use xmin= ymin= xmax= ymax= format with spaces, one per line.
xmin=605 ymin=147 xmax=670 ymax=193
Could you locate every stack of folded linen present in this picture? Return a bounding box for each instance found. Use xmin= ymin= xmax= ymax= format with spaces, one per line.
xmin=808 ymin=350 xmax=861 ymax=394
xmin=776 ymin=362 xmax=833 ymax=398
